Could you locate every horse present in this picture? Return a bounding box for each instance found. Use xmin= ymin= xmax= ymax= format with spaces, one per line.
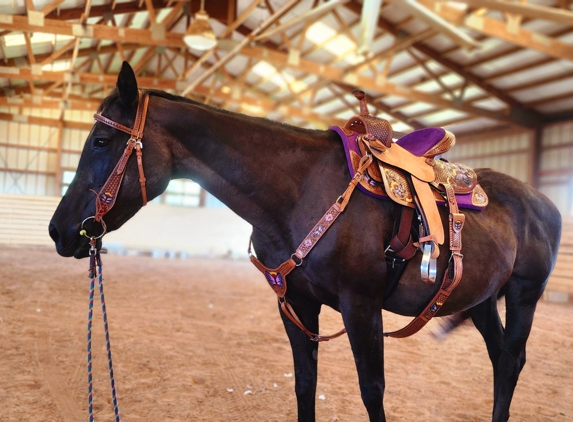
xmin=49 ymin=61 xmax=562 ymax=422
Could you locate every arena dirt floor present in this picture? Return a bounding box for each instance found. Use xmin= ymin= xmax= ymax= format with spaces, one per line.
xmin=1 ymin=246 xmax=572 ymax=422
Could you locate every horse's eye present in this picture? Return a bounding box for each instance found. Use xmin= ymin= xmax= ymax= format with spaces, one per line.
xmin=93 ymin=138 xmax=110 ymax=149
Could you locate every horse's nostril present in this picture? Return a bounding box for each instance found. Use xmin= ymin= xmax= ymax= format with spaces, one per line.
xmin=49 ymin=222 xmax=60 ymax=243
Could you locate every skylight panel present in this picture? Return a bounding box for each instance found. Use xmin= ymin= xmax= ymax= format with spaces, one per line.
xmin=42 ymin=61 xmax=71 ymax=72
xmin=306 ymin=22 xmax=337 ymax=45
xmin=4 ymin=32 xmax=74 ymax=47
xmin=251 ymin=61 xmax=307 ymax=93
xmin=306 ymin=22 xmax=363 ymax=65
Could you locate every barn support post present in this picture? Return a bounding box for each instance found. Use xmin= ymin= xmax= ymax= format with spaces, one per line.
xmin=531 ymin=124 xmax=543 ymax=190
xmin=55 ymin=117 xmax=64 ymax=196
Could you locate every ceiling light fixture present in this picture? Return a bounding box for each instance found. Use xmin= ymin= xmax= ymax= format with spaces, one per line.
xmin=183 ymin=0 xmax=217 ymax=51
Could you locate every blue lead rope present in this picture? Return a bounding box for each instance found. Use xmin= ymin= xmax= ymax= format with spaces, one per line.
xmin=88 ymin=239 xmax=121 ymax=422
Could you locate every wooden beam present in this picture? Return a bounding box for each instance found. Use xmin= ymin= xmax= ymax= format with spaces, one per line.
xmin=44 ymin=0 xmax=166 ymax=20
xmin=255 ymin=0 xmax=351 ymax=41
xmin=0 ymin=112 xmax=92 ymax=129
xmin=343 ymin=1 xmax=542 ymax=128
xmin=464 ymin=13 xmax=573 ymax=61
xmin=456 ymin=0 xmax=573 ymax=27
xmin=181 ymin=0 xmax=300 ymax=95
xmin=507 ymin=69 xmax=573 ymax=93
xmin=0 ymin=15 xmax=187 ymax=48
xmin=399 ymin=0 xmax=480 ymax=50
xmin=180 ymin=0 xmax=265 ymax=80
xmin=0 ymin=69 xmax=338 ymax=128
xmin=526 ymin=91 xmax=573 ymax=108
xmin=234 ymin=44 xmax=517 ymax=125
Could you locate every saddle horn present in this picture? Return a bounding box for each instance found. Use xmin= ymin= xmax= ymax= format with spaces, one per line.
xmin=353 ymin=90 xmax=370 ymax=116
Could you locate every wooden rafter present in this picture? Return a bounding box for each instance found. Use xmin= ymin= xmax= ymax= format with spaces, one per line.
xmin=464 ymin=13 xmax=573 ymax=61
xmin=0 ymin=68 xmax=343 ymax=128
xmin=1 ymin=0 xmax=573 ymax=133
xmin=345 ymin=1 xmax=543 ymax=128
xmin=456 ymin=0 xmax=573 ymax=27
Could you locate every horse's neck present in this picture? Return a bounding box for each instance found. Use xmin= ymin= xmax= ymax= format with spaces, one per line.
xmin=153 ymin=96 xmax=341 ymax=232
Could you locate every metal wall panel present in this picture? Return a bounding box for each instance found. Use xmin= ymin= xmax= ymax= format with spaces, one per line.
xmin=540 ymin=121 xmax=573 ymax=216
xmin=444 ymin=130 xmax=532 ymax=183
xmin=0 ymin=118 xmax=87 ymax=196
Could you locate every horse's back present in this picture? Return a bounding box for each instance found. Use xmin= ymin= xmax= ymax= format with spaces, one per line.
xmin=475 ymin=168 xmax=562 ymax=281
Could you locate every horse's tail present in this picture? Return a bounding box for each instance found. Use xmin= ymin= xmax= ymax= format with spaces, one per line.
xmin=433 ymin=285 xmax=508 ymax=339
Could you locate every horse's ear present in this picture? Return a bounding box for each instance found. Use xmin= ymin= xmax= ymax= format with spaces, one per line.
xmin=117 ymin=61 xmax=138 ymax=106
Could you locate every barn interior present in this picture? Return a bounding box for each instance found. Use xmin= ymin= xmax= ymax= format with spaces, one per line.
xmin=1 ymin=2 xmax=573 ymax=421
xmin=1 ymin=0 xmax=571 ymax=297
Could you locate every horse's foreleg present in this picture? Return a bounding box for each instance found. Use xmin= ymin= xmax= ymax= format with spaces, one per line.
xmin=279 ymin=298 xmax=321 ymax=422
xmin=339 ymin=296 xmax=386 ymax=422
xmin=491 ymin=275 xmax=545 ymax=422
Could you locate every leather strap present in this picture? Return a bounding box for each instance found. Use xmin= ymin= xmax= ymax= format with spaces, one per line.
xmin=92 ymin=91 xmax=150 ymax=221
xmin=411 ymin=176 xmax=445 ymax=248
xmin=280 ymin=298 xmax=347 ymax=342
xmin=250 ymin=155 xmax=373 ymax=342
xmin=388 ymin=206 xmax=417 ymax=260
xmin=384 ymin=182 xmax=464 ymax=338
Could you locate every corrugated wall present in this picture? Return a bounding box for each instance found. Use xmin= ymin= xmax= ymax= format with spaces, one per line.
xmin=0 ymin=107 xmax=88 ymax=196
xmin=447 ymin=125 xmax=573 ymax=217
xmin=540 ymin=121 xmax=573 ymax=216
xmin=444 ymin=128 xmax=533 ymax=184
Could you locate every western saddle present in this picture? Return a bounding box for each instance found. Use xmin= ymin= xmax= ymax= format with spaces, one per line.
xmin=250 ymin=90 xmax=488 ymax=339
xmin=333 ymin=91 xmax=487 ymax=285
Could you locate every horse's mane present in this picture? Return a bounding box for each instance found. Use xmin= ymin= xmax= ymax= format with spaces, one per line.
xmin=98 ymin=86 xmax=324 ymax=137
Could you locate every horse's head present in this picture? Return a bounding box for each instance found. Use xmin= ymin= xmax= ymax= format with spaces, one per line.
xmin=49 ymin=62 xmax=172 ymax=258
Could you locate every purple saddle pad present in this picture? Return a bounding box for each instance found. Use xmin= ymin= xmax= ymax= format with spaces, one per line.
xmin=330 ymin=126 xmax=486 ymax=211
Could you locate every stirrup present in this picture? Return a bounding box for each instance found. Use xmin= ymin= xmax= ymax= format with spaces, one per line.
xmin=420 ymin=242 xmax=437 ymax=284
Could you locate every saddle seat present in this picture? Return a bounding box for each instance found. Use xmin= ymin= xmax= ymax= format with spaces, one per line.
xmin=396 ymin=127 xmax=455 ymax=158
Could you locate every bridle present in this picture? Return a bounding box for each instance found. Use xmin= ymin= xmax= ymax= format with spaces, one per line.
xmin=81 ymin=90 xmax=151 ymax=237
xmin=79 ymin=91 xmax=153 ymax=422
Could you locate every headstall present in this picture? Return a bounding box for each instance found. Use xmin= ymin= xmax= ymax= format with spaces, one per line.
xmin=81 ymin=90 xmax=151 ymax=238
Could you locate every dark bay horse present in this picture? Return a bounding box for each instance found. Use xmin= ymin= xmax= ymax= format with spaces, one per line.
xmin=49 ymin=62 xmax=561 ymax=422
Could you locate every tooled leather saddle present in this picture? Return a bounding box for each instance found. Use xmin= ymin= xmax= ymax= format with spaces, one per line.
xmin=331 ymin=91 xmax=488 ymax=287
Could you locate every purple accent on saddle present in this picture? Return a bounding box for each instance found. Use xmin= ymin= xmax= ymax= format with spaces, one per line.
xmin=450 ymin=191 xmax=480 ymax=210
xmin=329 ymin=126 xmax=485 ymax=211
xmin=395 ymin=127 xmax=446 ymax=157
xmin=330 ymin=126 xmax=385 ymax=200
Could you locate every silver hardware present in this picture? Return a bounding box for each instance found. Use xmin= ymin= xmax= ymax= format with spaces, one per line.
xmin=79 ymin=216 xmax=107 ymax=240
xmin=420 ymin=242 xmax=437 ymax=283
xmin=291 ymin=253 xmax=303 ymax=267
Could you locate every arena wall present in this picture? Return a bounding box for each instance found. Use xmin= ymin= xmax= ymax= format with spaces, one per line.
xmin=0 ymin=193 xmax=252 ymax=258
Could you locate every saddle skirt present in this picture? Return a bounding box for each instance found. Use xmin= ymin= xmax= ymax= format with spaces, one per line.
xmin=331 ymin=125 xmax=489 ymax=211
